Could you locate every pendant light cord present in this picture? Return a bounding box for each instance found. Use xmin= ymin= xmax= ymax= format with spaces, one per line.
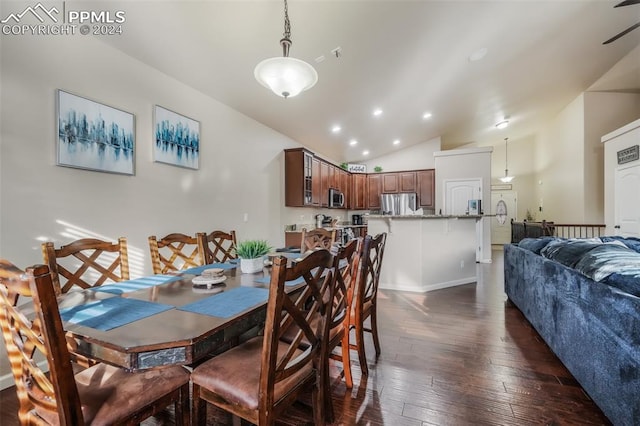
xmin=280 ymin=0 xmax=292 ymax=57
xmin=504 ymin=137 xmax=509 ymax=176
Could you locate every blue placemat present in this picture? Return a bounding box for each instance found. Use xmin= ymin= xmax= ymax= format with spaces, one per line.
xmin=181 ymin=263 xmax=237 ymax=275
xmin=254 ymin=275 xmax=306 ymax=286
xmin=60 ymin=298 xmax=174 ymax=331
xmin=90 ymin=275 xmax=180 ymax=294
xmin=178 ymin=287 xmax=269 ymax=318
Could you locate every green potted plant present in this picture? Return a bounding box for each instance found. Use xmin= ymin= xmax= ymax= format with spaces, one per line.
xmin=340 ymin=162 xmax=349 ymax=170
xmin=236 ymin=240 xmax=272 ymax=273
xmin=374 ymin=166 xmax=383 ymax=172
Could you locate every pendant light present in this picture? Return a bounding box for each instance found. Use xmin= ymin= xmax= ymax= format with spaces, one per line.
xmin=500 ymin=137 xmax=514 ymax=183
xmin=254 ymin=0 xmax=318 ymax=98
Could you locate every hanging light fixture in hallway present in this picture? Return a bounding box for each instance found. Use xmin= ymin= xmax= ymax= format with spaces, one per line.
xmin=500 ymin=137 xmax=514 ymax=183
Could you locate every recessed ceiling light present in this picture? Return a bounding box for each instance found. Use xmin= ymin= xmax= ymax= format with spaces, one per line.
xmin=362 ymin=150 xmax=370 ymax=156
xmin=422 ymin=112 xmax=432 ymax=119
xmin=331 ymin=125 xmax=341 ymax=133
xmin=349 ymin=139 xmax=358 ymax=146
xmin=393 ymin=139 xmax=400 ymax=145
xmin=373 ymin=108 xmax=383 ymax=117
xmin=495 ymin=120 xmax=509 ymax=129
xmin=469 ymin=47 xmax=488 ymax=62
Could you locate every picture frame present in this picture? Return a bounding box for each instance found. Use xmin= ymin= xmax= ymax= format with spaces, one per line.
xmin=153 ymin=105 xmax=200 ymax=170
xmin=56 ymin=89 xmax=135 ymax=175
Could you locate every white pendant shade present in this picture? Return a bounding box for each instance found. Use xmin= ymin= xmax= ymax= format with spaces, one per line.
xmin=254 ymin=56 xmax=318 ymax=98
xmin=499 ymin=175 xmax=514 ymax=183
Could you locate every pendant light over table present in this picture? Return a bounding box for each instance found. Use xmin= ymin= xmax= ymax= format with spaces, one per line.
xmin=254 ymin=0 xmax=318 ymax=98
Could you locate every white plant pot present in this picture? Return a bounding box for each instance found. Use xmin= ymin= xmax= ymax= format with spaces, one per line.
xmin=240 ymin=257 xmax=264 ymax=274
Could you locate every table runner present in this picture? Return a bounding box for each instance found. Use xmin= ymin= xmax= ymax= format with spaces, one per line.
xmin=178 ymin=286 xmax=269 ymax=318
xmin=181 ymin=263 xmax=237 ymax=275
xmin=254 ymin=275 xmax=306 ymax=286
xmin=90 ymin=275 xmax=180 ymax=294
xmin=60 ymin=298 xmax=174 ymax=331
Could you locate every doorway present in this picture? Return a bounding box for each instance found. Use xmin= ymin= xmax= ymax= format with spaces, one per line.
xmin=491 ymin=191 xmax=517 ymax=244
xmin=443 ymin=178 xmax=482 ymax=215
xmin=615 ymin=163 xmax=640 ymax=237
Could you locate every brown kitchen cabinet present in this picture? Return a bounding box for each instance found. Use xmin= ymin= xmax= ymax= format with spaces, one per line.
xmin=284 ymin=148 xmax=319 ymax=207
xmin=417 ymin=169 xmax=435 ymax=210
xmin=399 ymin=171 xmax=417 ymax=192
xmin=320 ymin=161 xmax=330 ymax=207
xmin=367 ymin=174 xmax=382 ymax=209
xmin=382 ymin=173 xmax=399 ymax=193
xmin=351 ymin=173 xmax=367 ymax=210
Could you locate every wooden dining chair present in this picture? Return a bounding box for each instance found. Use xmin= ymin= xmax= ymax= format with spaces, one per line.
xmin=0 ymin=258 xmax=191 ymax=425
xmin=348 ymin=232 xmax=387 ymax=376
xmin=148 ymin=232 xmax=203 ymax=274
xmin=42 ymin=237 xmax=129 ymax=295
xmin=197 ymin=230 xmax=237 ymax=264
xmin=300 ymin=227 xmax=336 ymax=253
xmin=191 ymin=249 xmax=337 ymax=426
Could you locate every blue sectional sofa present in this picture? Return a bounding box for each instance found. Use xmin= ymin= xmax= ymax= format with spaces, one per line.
xmin=504 ymin=237 xmax=640 ymax=426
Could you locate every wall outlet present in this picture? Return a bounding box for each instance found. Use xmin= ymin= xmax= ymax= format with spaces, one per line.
xmin=243 ymin=213 xmax=249 ymax=222
xmin=460 ymin=260 xmax=464 ymax=268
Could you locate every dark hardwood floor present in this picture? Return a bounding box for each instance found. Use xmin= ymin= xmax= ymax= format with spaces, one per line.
xmin=0 ymin=248 xmax=610 ymax=425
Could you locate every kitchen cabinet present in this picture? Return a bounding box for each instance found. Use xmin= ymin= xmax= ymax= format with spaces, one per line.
xmin=382 ymin=173 xmax=399 ymax=193
xmin=399 ymin=172 xmax=417 ymax=192
xmin=284 ymin=148 xmax=318 ymax=207
xmin=311 ymin=158 xmax=321 ymax=205
xmin=367 ymin=174 xmax=382 ymax=209
xmin=320 ymin=161 xmax=330 ymax=207
xmin=351 ymin=173 xmax=367 ymax=210
xmin=417 ymin=169 xmax=435 ymax=210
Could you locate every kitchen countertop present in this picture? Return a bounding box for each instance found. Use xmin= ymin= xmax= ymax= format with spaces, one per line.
xmin=368 ymin=214 xmax=483 ymax=219
xmin=284 ymin=224 xmax=368 ymax=233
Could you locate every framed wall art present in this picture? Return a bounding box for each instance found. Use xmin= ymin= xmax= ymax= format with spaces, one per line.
xmin=56 ymin=89 xmax=135 ymax=175
xmin=153 ymin=105 xmax=200 ymax=170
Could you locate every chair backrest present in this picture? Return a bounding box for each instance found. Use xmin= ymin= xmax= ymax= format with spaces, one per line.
xmin=0 ymin=259 xmax=84 ymax=424
xmin=300 ymin=228 xmax=336 ymax=253
xmin=197 ymin=230 xmax=237 ymax=264
xmin=260 ymin=249 xmax=336 ymax=422
xmin=42 ymin=237 xmax=130 ymax=295
xmin=331 ymin=238 xmax=362 ymax=337
xmin=149 ymin=232 xmax=203 ymax=274
xmin=354 ymin=233 xmax=387 ymax=317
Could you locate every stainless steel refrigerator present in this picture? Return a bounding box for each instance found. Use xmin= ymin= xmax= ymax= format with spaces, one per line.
xmin=380 ymin=192 xmax=417 ymax=215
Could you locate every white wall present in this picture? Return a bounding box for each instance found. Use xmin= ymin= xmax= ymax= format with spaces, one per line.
xmin=0 ymin=31 xmax=312 ymax=382
xmin=583 ymin=92 xmax=640 ymax=223
xmin=534 ymin=91 xmax=640 ymax=223
xmin=491 ymin=134 xmax=537 ymax=221
xmin=434 ymin=147 xmax=492 ymax=262
xmin=363 ymin=137 xmax=441 ymax=172
xmin=602 ymin=118 xmax=640 ymax=234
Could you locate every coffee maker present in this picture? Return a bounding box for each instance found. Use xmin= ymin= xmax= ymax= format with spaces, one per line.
xmin=352 ymin=214 xmax=363 ymax=225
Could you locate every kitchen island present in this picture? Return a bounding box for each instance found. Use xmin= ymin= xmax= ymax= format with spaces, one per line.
xmin=367 ymin=215 xmax=481 ymax=292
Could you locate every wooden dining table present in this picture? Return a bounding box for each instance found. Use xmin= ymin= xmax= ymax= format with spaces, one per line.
xmin=58 ymin=259 xmax=304 ymax=372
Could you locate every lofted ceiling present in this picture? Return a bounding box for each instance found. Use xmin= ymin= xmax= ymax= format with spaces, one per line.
xmin=97 ymin=0 xmax=640 ymax=163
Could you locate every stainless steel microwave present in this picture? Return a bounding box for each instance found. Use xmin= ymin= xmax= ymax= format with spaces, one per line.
xmin=329 ymin=188 xmax=345 ymax=208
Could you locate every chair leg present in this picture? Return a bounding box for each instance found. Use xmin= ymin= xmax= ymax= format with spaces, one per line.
xmin=370 ymin=305 xmax=381 ymax=357
xmin=192 ymin=384 xmax=207 ymax=426
xmin=313 ymin=368 xmax=326 ymax=426
xmin=341 ymin=333 xmax=353 ymax=388
xmin=351 ymin=324 xmax=369 ymax=376
xmin=176 ymin=383 xmax=191 ymax=426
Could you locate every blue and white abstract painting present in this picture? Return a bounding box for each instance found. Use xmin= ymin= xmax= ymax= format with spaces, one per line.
xmin=57 ymin=90 xmax=135 ymax=175
xmin=154 ymin=105 xmax=200 ymax=170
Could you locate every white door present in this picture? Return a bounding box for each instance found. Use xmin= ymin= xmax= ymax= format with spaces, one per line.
xmin=444 ymin=179 xmax=482 ymax=215
xmin=491 ymin=191 xmax=517 ymax=244
xmin=615 ymin=164 xmax=640 ymax=237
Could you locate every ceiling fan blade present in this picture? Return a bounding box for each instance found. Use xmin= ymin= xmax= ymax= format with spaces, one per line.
xmin=603 ymin=21 xmax=640 ymax=44
xmin=614 ymin=0 xmax=640 ymax=7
